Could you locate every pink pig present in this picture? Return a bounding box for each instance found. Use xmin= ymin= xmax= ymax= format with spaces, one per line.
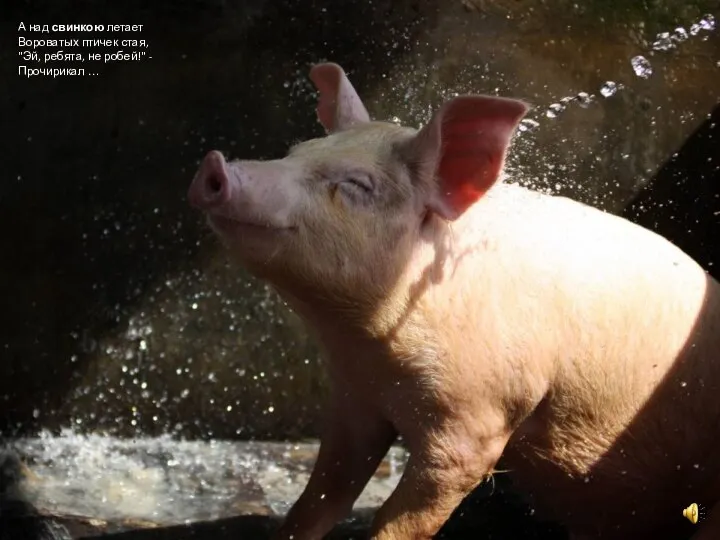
xmin=188 ymin=63 xmax=720 ymax=540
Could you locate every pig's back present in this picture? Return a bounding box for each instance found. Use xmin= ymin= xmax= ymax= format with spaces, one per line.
xmin=463 ymin=182 xmax=720 ymax=537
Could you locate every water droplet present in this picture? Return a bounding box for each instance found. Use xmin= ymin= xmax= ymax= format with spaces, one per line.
xmin=680 ymin=381 xmax=687 ymax=387
xmin=700 ymin=14 xmax=716 ymax=31
xmin=652 ymin=32 xmax=675 ymax=51
xmin=672 ymin=27 xmax=689 ymax=42
xmin=600 ymin=81 xmax=619 ymax=97
xmin=690 ymin=23 xmax=703 ymax=36
xmin=631 ymin=56 xmax=653 ymax=79
xmin=576 ymin=92 xmax=593 ymax=108
xmin=518 ymin=118 xmax=540 ymax=133
xmin=546 ymin=102 xmax=566 ymax=119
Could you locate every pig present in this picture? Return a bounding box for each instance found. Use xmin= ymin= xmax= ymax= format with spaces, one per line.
xmin=188 ymin=62 xmax=720 ymax=540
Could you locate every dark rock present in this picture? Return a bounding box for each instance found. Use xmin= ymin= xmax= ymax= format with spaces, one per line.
xmin=0 ymin=448 xmax=73 ymax=540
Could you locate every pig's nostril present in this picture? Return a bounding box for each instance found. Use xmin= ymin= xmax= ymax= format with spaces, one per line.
xmin=208 ymin=175 xmax=223 ymax=194
xmin=189 ymin=150 xmax=231 ymax=209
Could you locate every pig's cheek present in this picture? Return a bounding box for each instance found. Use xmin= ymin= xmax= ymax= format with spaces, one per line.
xmin=253 ymin=178 xmax=308 ymax=228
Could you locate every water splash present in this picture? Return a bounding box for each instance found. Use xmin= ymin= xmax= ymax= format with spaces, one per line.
xmin=631 ymin=55 xmax=653 ymax=78
xmin=636 ymin=14 xmax=715 ymax=74
xmin=690 ymin=13 xmax=716 ymax=35
xmin=522 ymin=14 xmax=701 ymax=142
xmin=518 ymin=118 xmax=540 ymax=133
xmin=500 ymin=10 xmax=717 ymax=201
xmin=545 ymin=102 xmax=567 ymax=119
xmin=372 ymin=11 xmax=712 ymax=139
xmin=651 ymin=32 xmax=675 ymax=51
xmin=672 ymin=26 xmax=689 ymax=43
xmin=599 ymin=81 xmax=621 ymax=97
xmin=532 ymin=11 xmax=717 ymax=128
xmin=700 ymin=13 xmax=716 ymax=31
xmin=6 ymin=430 xmax=406 ymax=524
xmin=575 ymin=92 xmax=594 ymax=108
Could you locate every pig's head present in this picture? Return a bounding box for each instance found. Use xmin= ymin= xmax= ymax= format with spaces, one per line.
xmin=189 ymin=63 xmax=527 ymax=310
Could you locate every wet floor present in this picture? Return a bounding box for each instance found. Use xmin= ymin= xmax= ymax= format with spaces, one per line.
xmin=9 ymin=432 xmax=402 ymax=524
xmin=1 ymin=432 xmax=567 ymax=539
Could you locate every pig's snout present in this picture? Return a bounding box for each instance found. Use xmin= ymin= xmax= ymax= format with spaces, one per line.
xmin=189 ymin=150 xmax=232 ymax=210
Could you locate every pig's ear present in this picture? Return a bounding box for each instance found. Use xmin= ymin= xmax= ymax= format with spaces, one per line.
xmin=309 ymin=63 xmax=371 ymax=133
xmin=407 ymin=95 xmax=528 ymax=221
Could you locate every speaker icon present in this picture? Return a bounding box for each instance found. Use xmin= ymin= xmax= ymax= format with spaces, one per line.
xmin=683 ymin=503 xmax=706 ymax=525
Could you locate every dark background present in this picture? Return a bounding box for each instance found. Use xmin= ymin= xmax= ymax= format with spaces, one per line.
xmin=2 ymin=0 xmax=718 ymax=442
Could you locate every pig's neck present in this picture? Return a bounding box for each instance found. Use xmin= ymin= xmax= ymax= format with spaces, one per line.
xmin=272 ymin=283 xmax=380 ymax=344
xmin=272 ymin=218 xmax=469 ymax=359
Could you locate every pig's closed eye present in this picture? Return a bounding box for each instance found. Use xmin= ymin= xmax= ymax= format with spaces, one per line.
xmin=342 ymin=175 xmax=374 ymax=193
xmin=329 ymin=174 xmax=375 ymax=204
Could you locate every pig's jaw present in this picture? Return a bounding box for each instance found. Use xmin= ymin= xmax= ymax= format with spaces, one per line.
xmin=206 ymin=213 xmax=297 ymax=235
xmin=204 ymin=211 xmax=297 ymax=265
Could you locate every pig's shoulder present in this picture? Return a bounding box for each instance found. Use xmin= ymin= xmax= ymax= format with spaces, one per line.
xmin=474 ymin=181 xmax=701 ymax=271
xmin=478 ymin=181 xmax=608 ymax=228
xmin=488 ymin=182 xmax=654 ymax=239
xmin=494 ymin=182 xmax=597 ymax=211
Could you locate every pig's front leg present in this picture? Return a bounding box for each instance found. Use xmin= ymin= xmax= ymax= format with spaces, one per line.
xmin=369 ymin=419 xmax=509 ymax=539
xmin=272 ymin=388 xmax=397 ymax=540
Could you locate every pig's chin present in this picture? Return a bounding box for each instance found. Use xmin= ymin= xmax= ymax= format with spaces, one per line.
xmin=207 ymin=213 xmax=293 ymax=233
xmin=206 ymin=213 xmax=296 ymax=250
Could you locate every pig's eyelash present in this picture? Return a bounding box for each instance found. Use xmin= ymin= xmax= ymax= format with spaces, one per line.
xmin=343 ymin=175 xmax=374 ymax=192
xmin=336 ymin=177 xmax=376 ymax=204
xmin=326 ymin=173 xmax=376 ymax=200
